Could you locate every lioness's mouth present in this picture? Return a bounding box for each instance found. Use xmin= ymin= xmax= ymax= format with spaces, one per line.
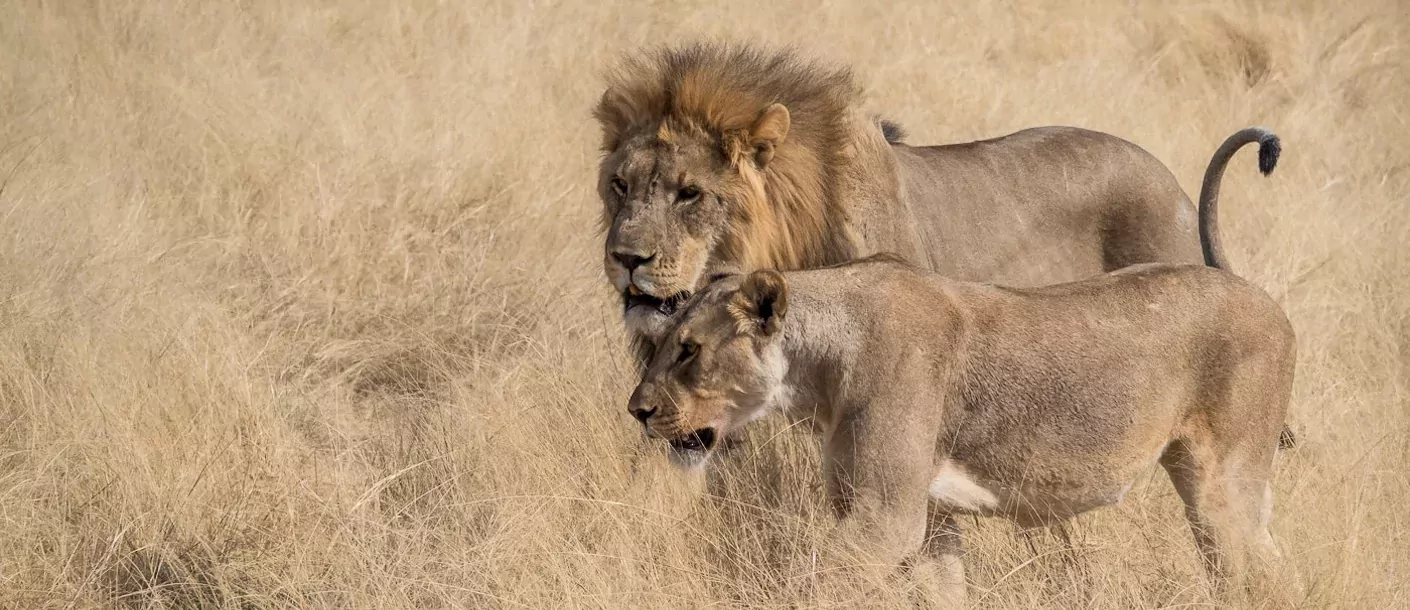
xmin=667 ymin=428 xmax=717 ymax=454
xmin=624 ymin=285 xmax=690 ymax=316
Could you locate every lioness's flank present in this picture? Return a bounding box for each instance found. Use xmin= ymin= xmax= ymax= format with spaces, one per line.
xmin=628 ymin=256 xmax=1295 ymax=603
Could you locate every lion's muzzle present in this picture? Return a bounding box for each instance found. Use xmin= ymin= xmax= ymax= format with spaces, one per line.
xmin=622 ymin=289 xmax=690 ymax=317
xmin=609 ymin=249 xmax=692 ymax=318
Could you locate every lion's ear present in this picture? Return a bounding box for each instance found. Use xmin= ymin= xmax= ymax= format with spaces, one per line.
xmin=730 ymin=269 xmax=789 ymax=336
xmin=749 ymin=104 xmax=790 ymax=168
xmin=594 ymin=91 xmax=629 ymax=153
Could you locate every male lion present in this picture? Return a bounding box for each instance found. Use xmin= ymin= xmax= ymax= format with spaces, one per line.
xmin=626 ymin=253 xmax=1296 ymax=605
xmin=593 ymin=42 xmax=1297 ymax=447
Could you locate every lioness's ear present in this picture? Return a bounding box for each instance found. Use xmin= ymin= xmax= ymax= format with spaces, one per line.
xmin=730 ymin=269 xmax=789 ymax=336
xmin=749 ymin=104 xmax=790 ymax=168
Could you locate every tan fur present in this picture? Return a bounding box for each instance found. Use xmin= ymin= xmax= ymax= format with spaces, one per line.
xmin=628 ymin=256 xmax=1296 ymax=604
xmin=595 ymin=41 xmax=1295 ymax=445
xmin=595 ymin=44 xmax=858 ymax=299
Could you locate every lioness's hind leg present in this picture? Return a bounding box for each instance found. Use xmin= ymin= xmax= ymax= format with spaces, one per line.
xmin=1161 ymin=439 xmax=1240 ymax=584
xmin=1231 ymin=465 xmax=1299 ymax=605
xmin=1160 ymin=437 xmax=1282 ymax=602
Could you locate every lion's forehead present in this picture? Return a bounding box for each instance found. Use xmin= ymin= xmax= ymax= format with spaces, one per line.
xmin=616 ymin=134 xmax=720 ymax=180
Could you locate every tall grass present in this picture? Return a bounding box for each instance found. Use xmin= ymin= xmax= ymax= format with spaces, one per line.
xmin=1 ymin=0 xmax=1406 ymax=607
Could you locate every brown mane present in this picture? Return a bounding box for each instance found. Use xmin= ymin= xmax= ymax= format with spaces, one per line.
xmin=593 ymin=43 xmax=869 ymax=272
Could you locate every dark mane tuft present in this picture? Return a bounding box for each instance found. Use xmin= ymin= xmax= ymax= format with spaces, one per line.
xmin=878 ymin=119 xmax=906 ymax=144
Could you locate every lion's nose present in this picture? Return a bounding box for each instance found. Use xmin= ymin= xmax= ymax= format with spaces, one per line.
xmin=630 ymin=404 xmax=657 ymax=424
xmin=613 ymin=251 xmax=654 ymax=272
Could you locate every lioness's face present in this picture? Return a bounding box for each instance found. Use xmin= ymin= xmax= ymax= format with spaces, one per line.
xmin=627 ymin=271 xmax=789 ymax=469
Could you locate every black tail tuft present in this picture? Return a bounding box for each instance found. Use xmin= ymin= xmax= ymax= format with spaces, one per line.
xmin=1258 ymin=133 xmax=1281 ymax=176
xmin=878 ymin=119 xmax=906 ymax=144
xmin=1278 ymin=424 xmax=1297 ymax=450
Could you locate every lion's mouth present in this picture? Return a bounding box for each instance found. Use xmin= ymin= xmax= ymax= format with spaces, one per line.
xmin=624 ymin=285 xmax=690 ymax=317
xmin=667 ymin=427 xmax=717 ymax=456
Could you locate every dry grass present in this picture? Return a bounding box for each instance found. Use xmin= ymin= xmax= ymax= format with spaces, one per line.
xmin=1 ymin=0 xmax=1407 ymax=608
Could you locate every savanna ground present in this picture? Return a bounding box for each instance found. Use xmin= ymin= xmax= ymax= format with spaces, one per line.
xmin=1 ymin=0 xmax=1407 ymax=608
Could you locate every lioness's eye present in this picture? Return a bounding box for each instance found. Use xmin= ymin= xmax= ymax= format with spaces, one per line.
xmin=610 ymin=177 xmax=628 ymax=197
xmin=677 ymin=340 xmax=698 ymax=363
xmin=677 ymin=186 xmax=701 ymax=202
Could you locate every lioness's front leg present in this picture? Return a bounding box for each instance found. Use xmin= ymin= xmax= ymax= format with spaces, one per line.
xmin=915 ymin=507 xmax=967 ymax=607
xmin=812 ymin=405 xmax=936 ymax=599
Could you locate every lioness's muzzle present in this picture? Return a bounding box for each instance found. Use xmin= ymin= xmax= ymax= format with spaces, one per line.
xmin=630 ymin=404 xmax=656 ymax=424
xmin=667 ymin=428 xmax=717 ymax=453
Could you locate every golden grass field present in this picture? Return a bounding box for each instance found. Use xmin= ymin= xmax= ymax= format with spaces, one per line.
xmin=2 ymin=0 xmax=1407 ymax=607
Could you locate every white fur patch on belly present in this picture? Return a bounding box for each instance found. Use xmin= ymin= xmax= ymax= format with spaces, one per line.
xmin=928 ymin=461 xmax=999 ymax=513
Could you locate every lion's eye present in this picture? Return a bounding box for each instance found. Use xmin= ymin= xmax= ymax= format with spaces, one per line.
xmin=677 ymin=340 xmax=699 ymax=364
xmin=610 ymin=177 xmax=628 ymax=197
xmin=677 ymin=186 xmax=701 ymax=202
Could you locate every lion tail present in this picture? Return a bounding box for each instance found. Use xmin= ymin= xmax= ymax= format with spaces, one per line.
xmin=1197 ymin=127 xmax=1281 ymax=273
xmin=1196 ymin=127 xmax=1296 ymax=450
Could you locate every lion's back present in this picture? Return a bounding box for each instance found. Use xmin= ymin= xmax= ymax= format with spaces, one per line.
xmin=892 ymin=126 xmax=1204 ymax=286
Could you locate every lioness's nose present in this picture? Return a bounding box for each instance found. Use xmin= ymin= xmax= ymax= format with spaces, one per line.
xmin=613 ymin=251 xmax=654 ymax=272
xmin=630 ymin=404 xmax=657 ymax=424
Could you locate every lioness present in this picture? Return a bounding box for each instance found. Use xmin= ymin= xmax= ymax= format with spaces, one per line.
xmin=627 ymin=254 xmax=1295 ymax=603
xmin=594 ymin=42 xmax=1297 ymax=447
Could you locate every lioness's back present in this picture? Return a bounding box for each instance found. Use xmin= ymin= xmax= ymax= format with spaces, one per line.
xmin=790 ymin=257 xmax=1295 ymax=392
xmin=953 ymin=262 xmax=1293 ymax=436
xmin=817 ymin=258 xmax=1291 ymax=344
xmin=984 ymin=262 xmax=1295 ymax=356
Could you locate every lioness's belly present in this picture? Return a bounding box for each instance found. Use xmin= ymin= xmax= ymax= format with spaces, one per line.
xmin=927 ymin=452 xmax=1160 ymax=525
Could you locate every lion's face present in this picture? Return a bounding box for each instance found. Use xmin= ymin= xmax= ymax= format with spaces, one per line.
xmin=626 ymin=271 xmax=790 ymax=469
xmin=598 ymin=105 xmax=792 ymax=342
xmin=600 ymin=133 xmax=732 ymax=339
